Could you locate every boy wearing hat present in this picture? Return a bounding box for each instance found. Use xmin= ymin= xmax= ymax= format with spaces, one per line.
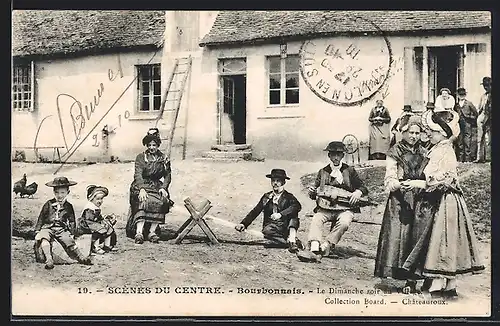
xmin=297 ymin=141 xmax=368 ymax=263
xmin=77 ymin=185 xmax=118 ymax=254
xmin=454 ymin=88 xmax=478 ymax=162
xmin=476 ymin=76 xmax=491 ymax=163
xmin=34 ymin=177 xmax=92 ymax=269
xmin=235 ymin=169 xmax=303 ymax=253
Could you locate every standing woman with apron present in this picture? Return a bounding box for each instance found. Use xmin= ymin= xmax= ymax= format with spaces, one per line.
xmin=368 ymin=100 xmax=392 ymax=160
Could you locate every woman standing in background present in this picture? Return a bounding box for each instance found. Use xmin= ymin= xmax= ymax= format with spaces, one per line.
xmin=368 ymin=99 xmax=392 ymax=160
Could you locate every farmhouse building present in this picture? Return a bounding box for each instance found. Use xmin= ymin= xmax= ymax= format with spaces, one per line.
xmin=12 ymin=10 xmax=491 ymax=162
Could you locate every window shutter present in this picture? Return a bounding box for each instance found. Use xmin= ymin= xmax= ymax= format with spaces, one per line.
xmin=30 ymin=60 xmax=35 ymax=112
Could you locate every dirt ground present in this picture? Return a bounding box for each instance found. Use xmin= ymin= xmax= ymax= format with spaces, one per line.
xmin=11 ymin=159 xmax=491 ymax=314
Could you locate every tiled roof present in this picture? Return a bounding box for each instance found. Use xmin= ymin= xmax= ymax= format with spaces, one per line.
xmin=199 ymin=10 xmax=491 ymax=46
xmin=12 ymin=10 xmax=165 ymax=57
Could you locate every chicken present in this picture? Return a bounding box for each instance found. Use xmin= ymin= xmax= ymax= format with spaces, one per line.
xmin=13 ymin=174 xmax=27 ymax=197
xmin=20 ymin=182 xmax=38 ymax=198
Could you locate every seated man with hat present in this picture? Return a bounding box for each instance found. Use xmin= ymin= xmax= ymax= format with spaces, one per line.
xmin=34 ymin=176 xmax=93 ymax=269
xmin=297 ymin=141 xmax=368 ymax=263
xmin=235 ymin=169 xmax=303 ymax=253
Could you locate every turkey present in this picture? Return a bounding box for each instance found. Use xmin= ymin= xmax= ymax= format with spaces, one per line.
xmin=20 ymin=182 xmax=38 ymax=198
xmin=13 ymin=174 xmax=27 ymax=197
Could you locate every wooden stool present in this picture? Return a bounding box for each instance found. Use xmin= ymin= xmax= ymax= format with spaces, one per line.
xmin=175 ymin=197 xmax=219 ymax=245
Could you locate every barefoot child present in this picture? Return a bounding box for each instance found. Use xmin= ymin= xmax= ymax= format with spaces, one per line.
xmin=33 ymin=177 xmax=93 ymax=269
xmin=77 ymin=185 xmax=118 ymax=254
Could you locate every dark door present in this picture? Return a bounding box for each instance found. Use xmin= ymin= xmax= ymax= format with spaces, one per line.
xmin=232 ymin=75 xmax=247 ymax=144
xmin=435 ymin=46 xmax=459 ymax=98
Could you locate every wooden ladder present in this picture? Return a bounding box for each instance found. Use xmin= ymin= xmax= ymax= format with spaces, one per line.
xmin=155 ymin=56 xmax=193 ymax=159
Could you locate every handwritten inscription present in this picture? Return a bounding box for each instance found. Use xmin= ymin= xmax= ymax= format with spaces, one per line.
xmin=92 ymin=109 xmax=131 ymax=147
xmin=43 ymin=61 xmax=125 ymax=157
xmin=380 ymin=56 xmax=404 ymax=100
xmin=56 ymin=82 xmax=105 ymax=148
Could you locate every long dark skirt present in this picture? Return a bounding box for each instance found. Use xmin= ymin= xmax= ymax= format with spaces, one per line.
xmin=374 ymin=189 xmax=422 ymax=280
xmin=402 ymin=188 xmax=485 ymax=279
xmin=125 ymin=190 xmax=171 ymax=239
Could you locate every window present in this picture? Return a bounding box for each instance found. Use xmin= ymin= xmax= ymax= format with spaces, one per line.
xmin=218 ymin=58 xmax=247 ymax=74
xmin=137 ymin=64 xmax=161 ymax=112
xmin=468 ymin=43 xmax=487 ymax=53
xmin=268 ymin=55 xmax=300 ymax=105
xmin=12 ymin=60 xmax=34 ymax=112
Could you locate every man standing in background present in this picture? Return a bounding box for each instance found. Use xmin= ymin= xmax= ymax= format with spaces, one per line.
xmin=454 ymin=88 xmax=478 ymax=162
xmin=476 ymin=77 xmax=491 ymax=163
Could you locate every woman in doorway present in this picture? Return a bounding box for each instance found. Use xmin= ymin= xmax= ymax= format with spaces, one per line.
xmin=400 ymin=110 xmax=484 ymax=298
xmin=368 ymin=99 xmax=392 ymax=160
xmin=125 ymin=128 xmax=173 ymax=244
xmin=374 ymin=114 xmax=428 ymax=293
xmin=435 ymin=88 xmax=455 ymax=111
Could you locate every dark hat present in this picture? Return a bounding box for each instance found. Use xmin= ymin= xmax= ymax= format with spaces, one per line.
xmin=426 ymin=102 xmax=435 ymax=110
xmin=86 ymin=185 xmax=109 ymax=199
xmin=403 ymin=104 xmax=412 ymax=112
xmin=421 ymin=110 xmax=455 ymax=139
xmin=323 ymin=141 xmax=346 ymax=153
xmin=45 ymin=176 xmax=77 ymax=188
xmin=481 ymin=77 xmax=492 ymax=85
xmin=142 ymin=128 xmax=162 ymax=146
xmin=457 ymin=88 xmax=467 ymax=95
xmin=265 ymin=168 xmax=290 ymax=180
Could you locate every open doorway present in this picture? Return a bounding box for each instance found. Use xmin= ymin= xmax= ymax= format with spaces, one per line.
xmin=218 ymin=58 xmax=247 ymax=145
xmin=429 ymin=45 xmax=463 ymax=100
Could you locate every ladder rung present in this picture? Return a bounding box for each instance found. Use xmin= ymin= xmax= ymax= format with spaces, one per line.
xmin=168 ymin=89 xmax=181 ymax=92
xmin=173 ymin=71 xmax=187 ymax=74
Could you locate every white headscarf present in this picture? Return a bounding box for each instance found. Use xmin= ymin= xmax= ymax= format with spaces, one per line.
xmin=421 ymin=110 xmax=460 ymax=138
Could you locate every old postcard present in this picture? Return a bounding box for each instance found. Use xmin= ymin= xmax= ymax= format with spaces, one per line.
xmin=11 ymin=10 xmax=491 ymax=318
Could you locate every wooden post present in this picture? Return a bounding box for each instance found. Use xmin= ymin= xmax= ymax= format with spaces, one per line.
xmin=422 ymin=46 xmax=428 ymax=106
xmin=403 ymin=47 xmax=413 ymax=105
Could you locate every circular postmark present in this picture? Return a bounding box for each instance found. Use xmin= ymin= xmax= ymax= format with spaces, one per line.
xmin=299 ymin=14 xmax=393 ymax=106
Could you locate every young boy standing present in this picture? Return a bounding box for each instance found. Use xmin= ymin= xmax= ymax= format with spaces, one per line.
xmin=34 ymin=177 xmax=93 ymax=269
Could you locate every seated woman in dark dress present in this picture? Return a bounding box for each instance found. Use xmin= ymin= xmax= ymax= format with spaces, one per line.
xmin=125 ymin=128 xmax=173 ymax=244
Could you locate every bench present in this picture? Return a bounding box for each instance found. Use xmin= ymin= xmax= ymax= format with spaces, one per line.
xmin=12 ymin=146 xmax=65 ymax=163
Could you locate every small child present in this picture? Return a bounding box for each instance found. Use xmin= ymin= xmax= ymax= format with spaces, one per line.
xmin=33 ymin=177 xmax=93 ymax=269
xmin=77 ymin=185 xmax=117 ymax=254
